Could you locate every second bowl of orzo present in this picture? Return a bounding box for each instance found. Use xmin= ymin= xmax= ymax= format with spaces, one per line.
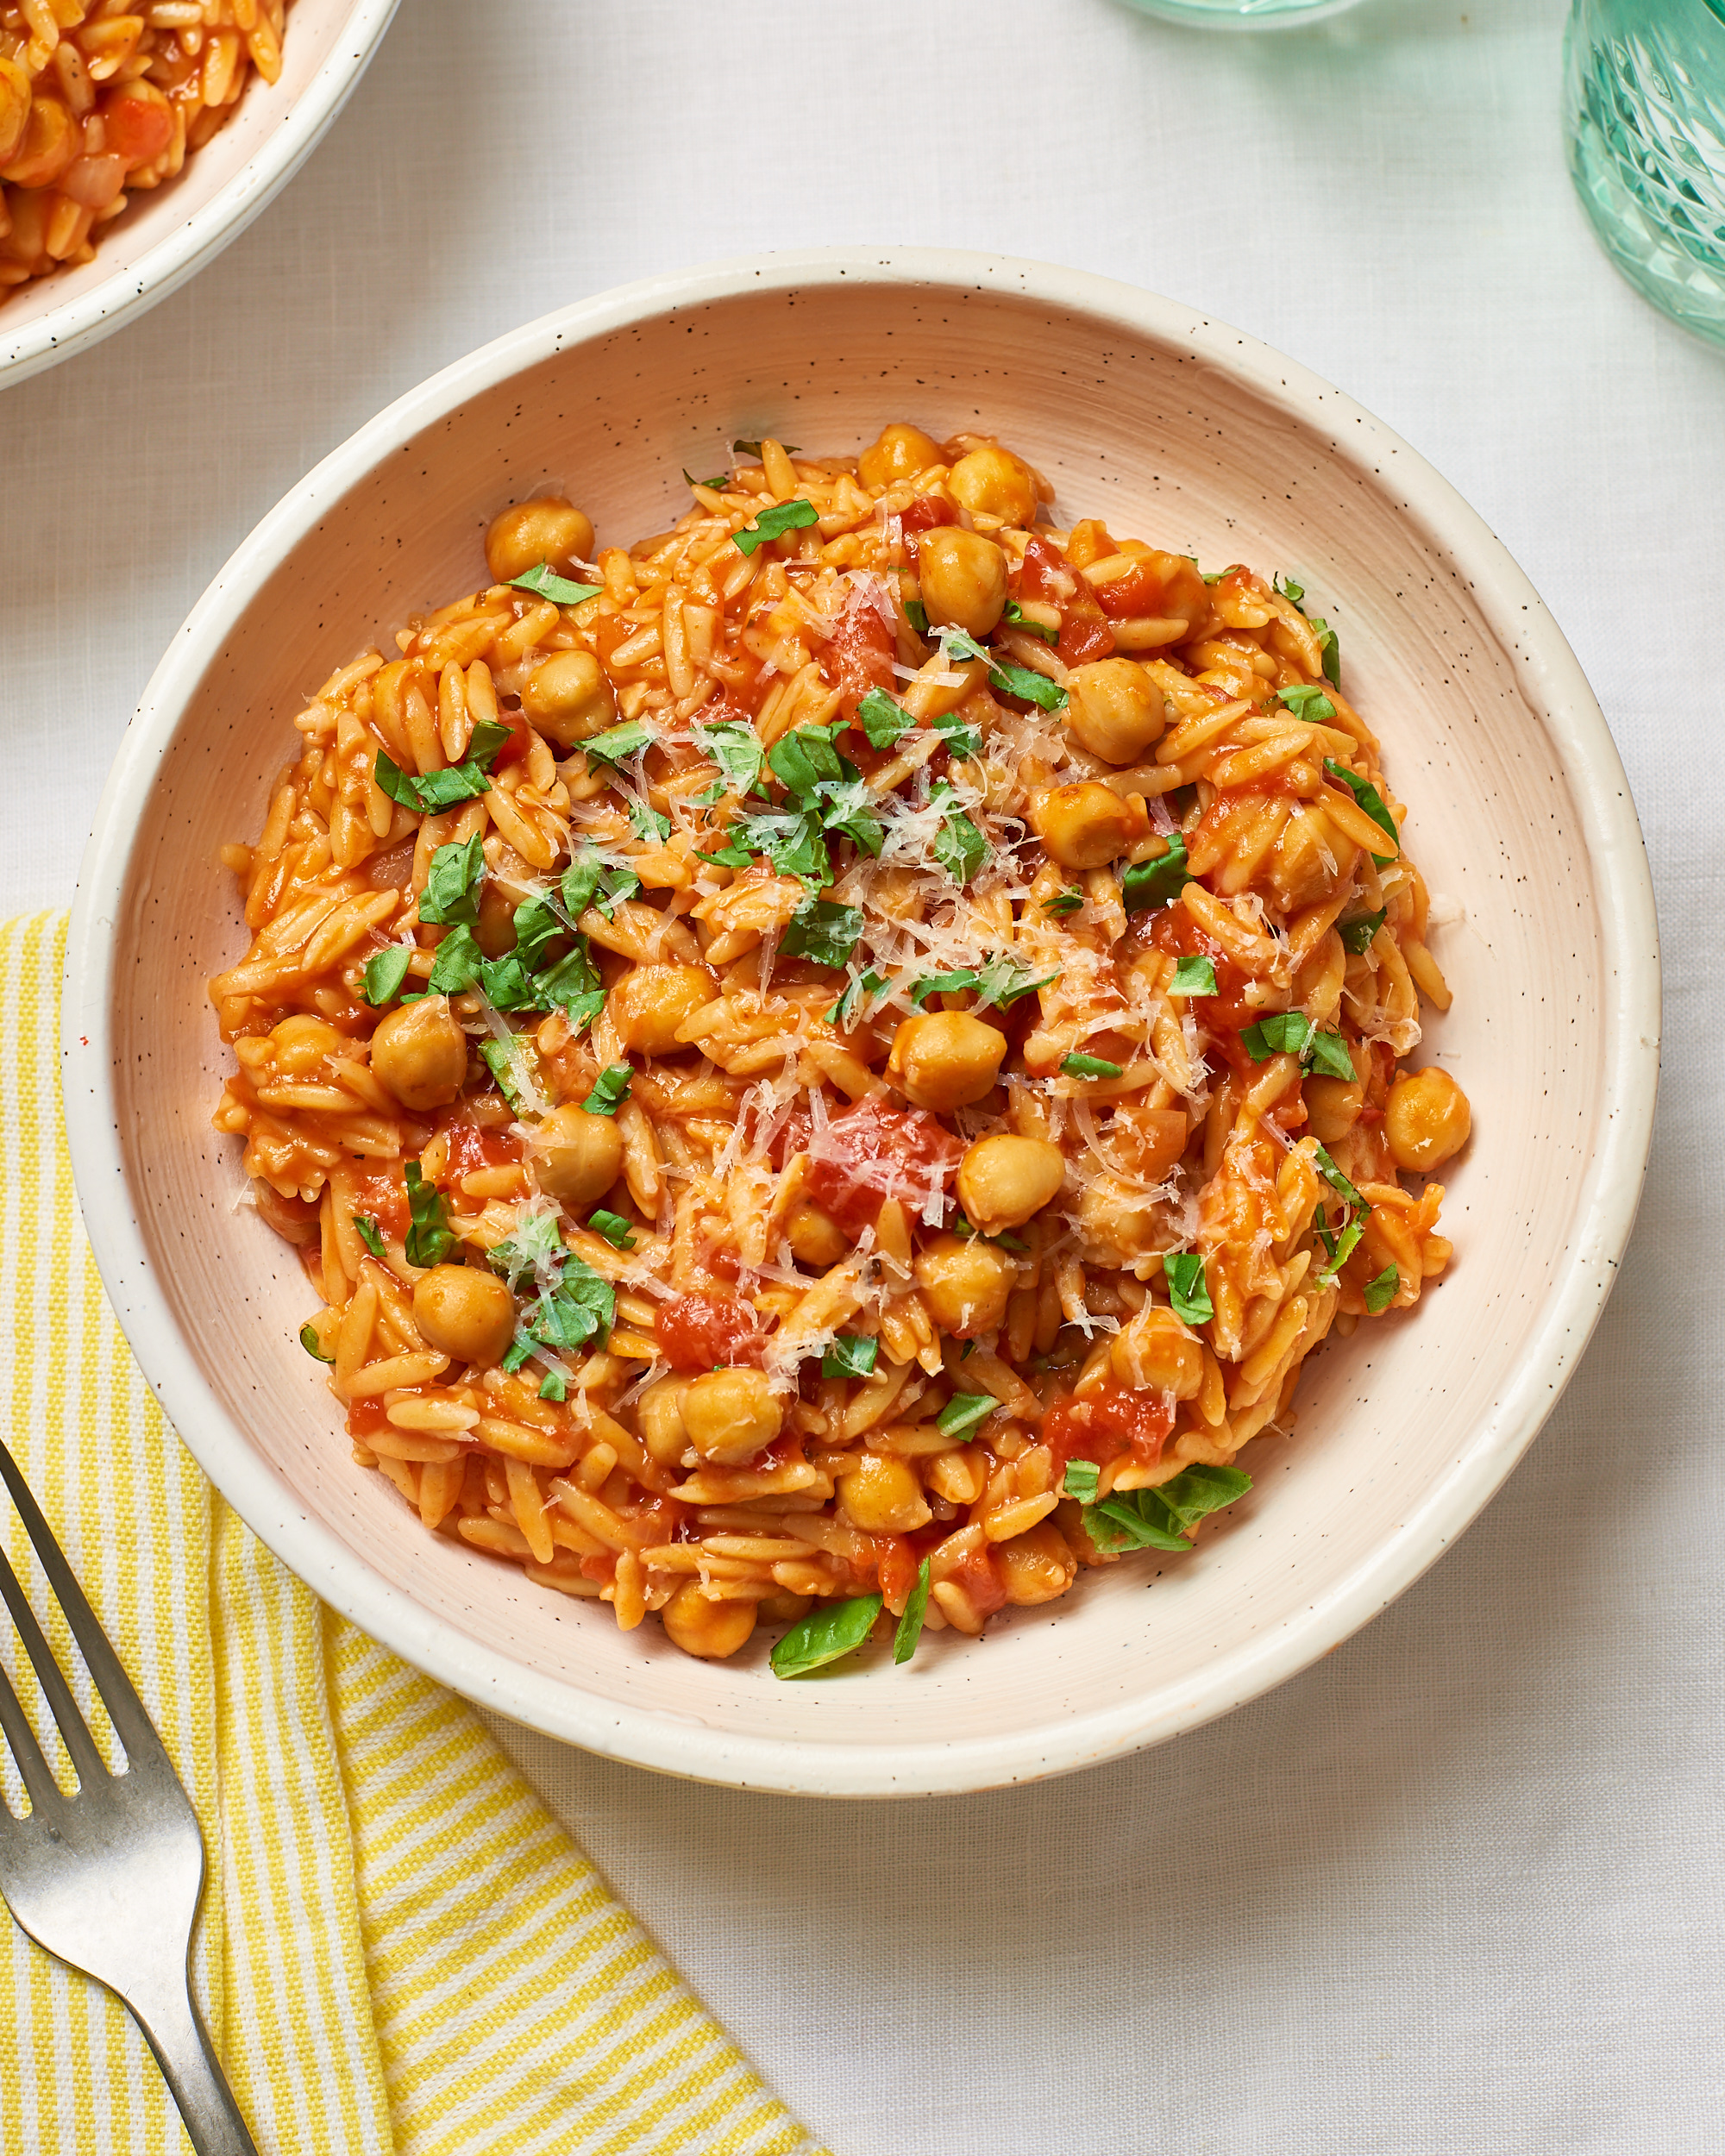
xmin=64 ymin=249 xmax=1659 ymax=1797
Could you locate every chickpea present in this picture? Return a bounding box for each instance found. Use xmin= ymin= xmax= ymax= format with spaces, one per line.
xmin=484 ymin=497 xmax=595 ymax=586
xmin=786 ymin=1200 xmax=849 ymax=1269
xmin=887 ymin=1011 xmax=1007 ymax=1113
xmin=757 ymin=1589 xmax=813 ymax=1626
xmin=1111 ymin=1303 xmax=1205 ymax=1397
xmin=1304 ymin=1073 xmax=1364 ymax=1145
xmin=947 ymin=446 xmax=1039 ymax=528
xmin=661 ymin=1579 xmax=757 ymax=1660
xmin=681 ymin=1368 xmax=782 ymax=1465
xmin=528 ymin=1105 xmax=624 ymax=1208
xmin=1032 ymin=782 xmax=1138 ymax=870
xmin=1064 ymin=658 xmax=1167 ymax=765
xmin=412 ymin=1264 xmax=515 ymax=1369
xmin=606 ymin=964 xmax=714 ymax=1056
xmin=1384 ymin=1067 xmax=1471 ymax=1172
xmin=857 ymin=422 xmax=943 ymax=490
xmin=837 ymin=1454 xmax=931 ymax=1535
xmin=634 ymin=1376 xmax=691 ymax=1467
xmin=370 ymin=997 xmax=467 ymax=1112
xmin=0 ymin=60 xmax=30 ymax=170
xmin=957 ymin=1135 xmax=1066 ymax=1235
xmin=913 ymin=1234 xmax=1015 ymax=1338
xmin=917 ymin=526 xmax=1008 ymax=640
xmin=270 ymin=1013 xmax=343 ymax=1079
xmin=519 ymin=649 xmax=615 ymax=748
xmin=997 ymin=1520 xmax=1079 ymax=1607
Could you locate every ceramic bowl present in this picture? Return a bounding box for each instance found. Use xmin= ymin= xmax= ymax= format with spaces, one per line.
xmin=63 ymin=250 xmax=1660 ymax=1797
xmin=0 ymin=0 xmax=398 ymax=390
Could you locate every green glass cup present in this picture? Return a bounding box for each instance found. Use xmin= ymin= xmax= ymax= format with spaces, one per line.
xmin=1564 ymin=0 xmax=1725 ymax=344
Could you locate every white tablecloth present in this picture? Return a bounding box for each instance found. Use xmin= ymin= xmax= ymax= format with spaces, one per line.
xmin=8 ymin=2 xmax=1722 ymax=2149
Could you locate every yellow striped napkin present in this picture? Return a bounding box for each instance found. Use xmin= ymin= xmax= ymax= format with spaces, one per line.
xmin=0 ymin=911 xmax=828 ymax=2156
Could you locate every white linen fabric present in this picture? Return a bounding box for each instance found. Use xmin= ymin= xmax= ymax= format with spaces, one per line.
xmin=5 ymin=1 xmax=1722 ymax=2150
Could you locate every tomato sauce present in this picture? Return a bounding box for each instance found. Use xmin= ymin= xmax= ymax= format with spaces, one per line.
xmin=657 ymin=1292 xmax=773 ymax=1372
xmin=442 ymin=1118 xmax=524 ymax=1184
xmin=1044 ymin=1379 xmax=1174 ymax=1475
xmin=1092 ymin=550 xmax=1209 ymax=626
xmin=1015 ymin=535 xmax=1115 ymax=666
xmin=1146 ymin=907 xmax=1257 ymax=1037
xmin=488 ymin=707 xmax=533 ymax=769
xmin=803 ymin=1096 xmax=963 ymax=1237
xmin=943 ymin=1541 xmax=1008 ymax=1619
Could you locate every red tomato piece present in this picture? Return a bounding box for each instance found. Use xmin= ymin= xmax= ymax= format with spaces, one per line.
xmin=441 ymin=1117 xmax=524 ymax=1182
xmin=657 ymin=1293 xmax=773 ymax=1373
xmin=900 ymin=493 xmax=958 ymax=542
xmin=944 ymin=1542 xmax=1008 ymax=1619
xmin=805 ymin=1096 xmax=963 ymax=1238
xmin=1044 ymin=1380 xmax=1175 ymax=1476
xmin=823 ymin=598 xmax=895 ymax=705
xmin=488 ymin=706 xmax=532 ymax=768
xmin=99 ymin=85 xmax=173 ymax=170
xmin=1147 ymin=906 xmax=1257 ymax=1037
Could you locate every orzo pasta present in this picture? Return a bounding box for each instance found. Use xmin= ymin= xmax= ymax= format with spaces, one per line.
xmin=0 ymin=0 xmax=286 ymax=296
xmin=210 ymin=424 xmax=1470 ymax=1669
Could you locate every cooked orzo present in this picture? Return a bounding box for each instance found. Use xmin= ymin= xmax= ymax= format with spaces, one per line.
xmin=0 ymin=0 xmax=286 ymax=296
xmin=210 ymin=423 xmax=1470 ymax=1670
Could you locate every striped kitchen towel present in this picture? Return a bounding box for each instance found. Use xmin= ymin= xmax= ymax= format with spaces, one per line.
xmin=0 ymin=910 xmax=827 ymax=2156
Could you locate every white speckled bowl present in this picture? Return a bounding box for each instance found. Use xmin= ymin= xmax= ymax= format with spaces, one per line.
xmin=62 ymin=250 xmax=1660 ymax=1797
xmin=0 ymin=0 xmax=398 ymax=391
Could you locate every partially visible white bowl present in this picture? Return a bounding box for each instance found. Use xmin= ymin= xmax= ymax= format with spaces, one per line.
xmin=0 ymin=0 xmax=398 ymax=391
xmin=63 ymin=249 xmax=1660 ymax=1797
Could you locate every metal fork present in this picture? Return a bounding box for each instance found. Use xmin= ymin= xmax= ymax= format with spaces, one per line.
xmin=0 ymin=1436 xmax=259 ymax=2155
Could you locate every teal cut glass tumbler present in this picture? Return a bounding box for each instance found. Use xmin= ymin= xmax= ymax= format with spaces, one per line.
xmin=1119 ymin=0 xmax=1364 ymax=27
xmin=1563 ymin=0 xmax=1725 ymax=344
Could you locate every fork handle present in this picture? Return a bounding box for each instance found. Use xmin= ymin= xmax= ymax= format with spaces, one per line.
xmin=128 ymin=1968 xmax=260 ymax=2156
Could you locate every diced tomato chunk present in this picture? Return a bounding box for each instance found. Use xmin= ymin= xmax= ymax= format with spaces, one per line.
xmin=489 ymin=706 xmax=532 ymax=768
xmin=657 ymin=1293 xmax=773 ymax=1372
xmin=1044 ymin=1380 xmax=1174 ymax=1475
xmin=804 ymin=1096 xmax=963 ymax=1238
xmin=1146 ymin=906 xmax=1256 ymax=1037
xmin=822 ymin=598 xmax=895 ymax=705
xmin=441 ymin=1117 xmax=524 ymax=1182
xmin=900 ymin=493 xmax=958 ymax=542
xmin=100 ymin=85 xmax=174 ymax=170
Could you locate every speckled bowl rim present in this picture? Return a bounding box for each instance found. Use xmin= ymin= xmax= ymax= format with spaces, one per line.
xmin=61 ymin=249 xmax=1661 ymax=1796
xmin=0 ymin=0 xmax=398 ymax=391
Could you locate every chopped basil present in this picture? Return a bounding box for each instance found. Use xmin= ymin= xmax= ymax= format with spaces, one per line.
xmin=893 ymin=1557 xmax=933 ymax=1665
xmin=588 ymin=1208 xmax=637 ymax=1250
xmin=683 ymin=469 xmax=729 ymax=492
xmin=626 ymin=796 xmax=671 ymax=846
xmin=904 ymin=598 xmax=930 ymax=637
xmin=1323 ymin=758 xmax=1397 ymax=855
xmin=770 ymin=1592 xmax=881 ymax=1678
xmin=705 ymin=805 xmax=833 ymax=889
xmin=502 ymin=1260 xmax=616 ymax=1366
xmin=538 ymin=1369 xmax=569 ymax=1401
xmin=479 ymin=1033 xmax=540 ymax=1110
xmin=1061 ymin=1052 xmax=1124 ymax=1080
xmin=1308 ymin=616 xmax=1341 ymax=686
xmin=824 ymin=968 xmax=887 ymax=1028
xmin=937 ymin=1393 xmax=997 ymax=1441
xmin=768 ymin=721 xmax=849 ymax=799
xmin=822 ymin=1333 xmax=879 ymax=1381
xmin=354 ymin=1215 xmax=386 ymax=1262
xmin=695 ymin=719 xmax=765 ymax=797
xmin=1313 ymin=1144 xmax=1368 ymax=1212
xmin=1272 ymin=573 xmax=1306 ymax=605
xmin=403 ymin=1162 xmax=455 ymax=1269
xmin=909 ymin=956 xmax=1056 ymax=1012
xmin=951 ymin=1218 xmax=1027 ymax=1253
xmin=1170 ymin=954 xmax=1217 ymax=997
xmin=1001 ymin=597 xmax=1058 ymax=643
xmin=732 ymin=438 xmax=800 ymax=459
xmin=936 ymin=715 xmax=982 ymax=760
xmin=300 ymin=1321 xmax=334 ymax=1363
xmin=781 ymin=895 xmax=863 ymax=968
xmin=561 ymin=849 xmax=640 ymax=920
xmin=1239 ymin=1011 xmax=1354 ymax=1080
xmin=583 ymin=719 xmax=656 ymax=768
xmin=1043 ymin=887 xmax=1084 ymax=917
xmin=1276 ymin=683 xmax=1336 ymax=724
xmin=581 ymin=1063 xmax=633 ymax=1116
xmin=1314 ymin=1211 xmax=1366 ymax=1286
xmin=1364 ymin=1263 xmax=1400 ymax=1314
xmin=1061 ymin=1458 xmax=1101 ymax=1503
xmin=508 ymin=561 xmax=602 ymax=606
xmin=417 ymin=831 xmax=486 ymax=927
xmin=1339 ymin=909 xmax=1386 ymax=956
xmin=1082 ymin=1463 xmax=1250 ymax=1555
xmin=1120 ymin=834 xmax=1191 ymax=914
xmin=1163 ymin=1250 xmax=1214 ymax=1326
xmin=534 ymin=937 xmax=606 ymax=1031
xmin=733 ymin=497 xmax=819 ymax=556
xmin=856 ymin=688 xmax=913 ymax=749
xmin=373 ymin=721 xmax=511 ymax=813
xmin=490 ymin=1210 xmax=566 ymax=1288
xmin=987 ymin=656 xmax=1068 ymax=711
xmin=362 ymin=946 xmax=412 ymax=1006
xmin=421 ymin=925 xmax=480 ymax=996
xmin=930 ymin=780 xmax=987 ymax=883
